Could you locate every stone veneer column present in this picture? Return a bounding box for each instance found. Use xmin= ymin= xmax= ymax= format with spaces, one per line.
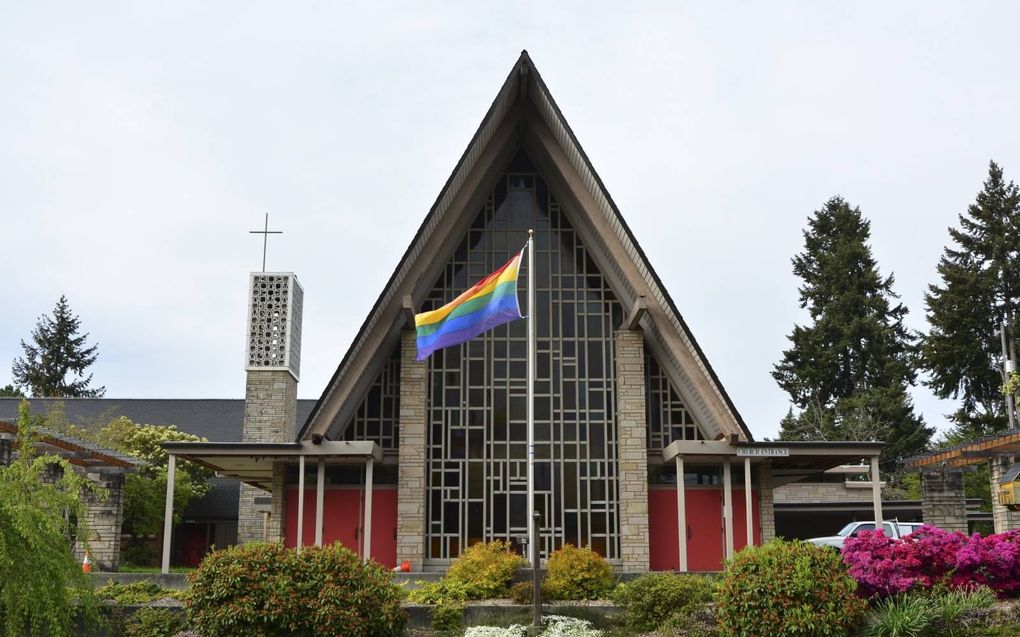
xmin=614 ymin=329 xmax=649 ymax=572
xmin=75 ymin=472 xmax=125 ymax=571
xmin=921 ymin=470 xmax=968 ymax=533
xmin=758 ymin=462 xmax=776 ymax=543
xmin=397 ymin=330 xmax=427 ymax=570
xmin=991 ymin=456 xmax=1020 ymax=533
xmin=237 ymin=369 xmax=298 ymax=544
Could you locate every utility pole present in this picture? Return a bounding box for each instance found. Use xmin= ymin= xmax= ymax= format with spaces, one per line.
xmin=999 ymin=317 xmax=1018 ymax=430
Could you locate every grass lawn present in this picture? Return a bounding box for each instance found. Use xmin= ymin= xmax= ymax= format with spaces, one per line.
xmin=116 ymin=565 xmax=196 ymax=574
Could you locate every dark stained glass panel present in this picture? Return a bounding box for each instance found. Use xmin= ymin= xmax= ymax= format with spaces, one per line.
xmin=341 ymin=346 xmax=401 ymax=452
xmin=645 ymin=350 xmax=704 ymax=451
xmin=425 ymin=151 xmax=623 ymax=561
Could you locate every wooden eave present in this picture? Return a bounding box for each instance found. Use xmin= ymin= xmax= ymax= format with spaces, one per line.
xmin=905 ymin=430 xmax=1020 ymax=469
xmin=0 ymin=420 xmax=139 ymax=473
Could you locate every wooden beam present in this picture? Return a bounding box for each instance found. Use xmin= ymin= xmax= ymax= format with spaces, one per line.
xmin=402 ymin=295 xmax=416 ymax=328
xmin=625 ymin=296 xmax=648 ymax=330
xmin=907 ymin=431 xmax=1020 ymax=468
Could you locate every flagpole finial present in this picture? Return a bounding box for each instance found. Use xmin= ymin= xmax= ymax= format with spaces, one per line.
xmin=528 ymin=228 xmax=534 ymax=237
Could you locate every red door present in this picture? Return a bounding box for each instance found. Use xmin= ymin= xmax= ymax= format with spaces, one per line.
xmin=284 ymin=487 xmax=398 ymax=568
xmin=685 ymin=489 xmax=726 ymax=571
xmin=179 ymin=523 xmax=210 ymax=567
xmin=648 ymin=487 xmax=725 ymax=571
xmin=732 ymin=488 xmax=762 ymax=552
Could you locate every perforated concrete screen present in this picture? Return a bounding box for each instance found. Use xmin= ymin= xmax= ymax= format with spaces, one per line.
xmin=246 ymin=272 xmax=303 ymax=379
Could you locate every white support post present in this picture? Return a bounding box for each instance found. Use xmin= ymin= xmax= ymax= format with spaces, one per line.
xmin=315 ymin=458 xmax=325 ymax=547
xmin=296 ymin=454 xmax=305 ymax=548
xmin=871 ymin=456 xmax=884 ymax=527
xmin=744 ymin=457 xmax=753 ymax=547
xmin=161 ymin=454 xmax=176 ymax=574
xmin=723 ymin=458 xmax=734 ymax=560
xmin=364 ymin=459 xmax=374 ymax=562
xmin=675 ymin=455 xmax=687 ymax=572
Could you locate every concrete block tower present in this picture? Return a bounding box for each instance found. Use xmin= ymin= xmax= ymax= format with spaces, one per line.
xmin=237 ymin=272 xmax=303 ymax=544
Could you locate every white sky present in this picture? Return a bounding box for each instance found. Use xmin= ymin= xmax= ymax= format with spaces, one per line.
xmin=2 ymin=2 xmax=1018 ymax=441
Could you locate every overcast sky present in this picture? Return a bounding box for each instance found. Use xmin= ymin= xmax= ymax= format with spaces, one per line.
xmin=2 ymin=2 xmax=1019 ymax=441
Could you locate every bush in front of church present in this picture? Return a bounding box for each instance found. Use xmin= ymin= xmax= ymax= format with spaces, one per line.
xmin=444 ymin=540 xmax=527 ymax=599
xmin=715 ymin=539 xmax=867 ymax=637
xmin=186 ymin=542 xmax=405 ymax=637
xmin=611 ymin=572 xmax=716 ymax=631
xmin=542 ymin=544 xmax=613 ymax=600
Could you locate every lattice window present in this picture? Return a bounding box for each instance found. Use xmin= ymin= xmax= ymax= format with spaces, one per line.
xmin=341 ymin=346 xmax=401 ymax=452
xmin=645 ymin=350 xmax=704 ymax=451
xmin=424 ymin=150 xmax=623 ymax=561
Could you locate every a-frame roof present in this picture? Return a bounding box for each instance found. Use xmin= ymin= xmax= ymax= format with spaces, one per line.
xmin=299 ymin=51 xmax=753 ymax=443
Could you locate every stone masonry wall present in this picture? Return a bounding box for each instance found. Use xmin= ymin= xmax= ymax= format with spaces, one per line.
xmin=267 ymin=462 xmax=286 ymax=542
xmin=758 ymin=462 xmax=776 ymax=543
xmin=396 ymin=331 xmax=427 ymax=569
xmin=775 ymin=481 xmax=885 ymax=504
xmin=75 ymin=472 xmax=125 ymax=571
xmin=921 ymin=470 xmax=968 ymax=533
xmin=615 ymin=329 xmax=649 ymax=572
xmin=238 ymin=369 xmax=298 ymax=544
xmin=991 ymin=456 xmax=1020 ymax=533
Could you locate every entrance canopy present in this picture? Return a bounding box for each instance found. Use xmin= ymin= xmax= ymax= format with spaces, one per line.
xmin=661 ymin=438 xmax=884 ymax=570
xmin=663 ymin=439 xmax=884 ymax=484
xmin=159 ymin=439 xmax=383 ymax=573
xmin=162 ymin=440 xmax=381 ymax=490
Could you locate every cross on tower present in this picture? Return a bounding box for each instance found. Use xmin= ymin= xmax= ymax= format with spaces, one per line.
xmin=249 ymin=213 xmax=283 ymax=272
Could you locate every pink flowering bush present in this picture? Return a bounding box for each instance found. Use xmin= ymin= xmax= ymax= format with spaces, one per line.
xmin=842 ymin=526 xmax=1020 ymax=597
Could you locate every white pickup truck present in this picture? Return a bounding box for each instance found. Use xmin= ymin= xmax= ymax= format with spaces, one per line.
xmin=806 ymin=520 xmax=924 ymax=550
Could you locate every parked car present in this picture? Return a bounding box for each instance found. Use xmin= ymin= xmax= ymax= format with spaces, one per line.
xmin=806 ymin=520 xmax=919 ymax=550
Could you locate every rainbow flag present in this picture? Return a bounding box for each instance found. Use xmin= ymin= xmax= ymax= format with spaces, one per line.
xmin=415 ymin=249 xmax=525 ymax=360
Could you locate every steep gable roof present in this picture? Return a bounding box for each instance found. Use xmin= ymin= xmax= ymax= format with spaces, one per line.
xmin=301 ymin=51 xmax=752 ymax=442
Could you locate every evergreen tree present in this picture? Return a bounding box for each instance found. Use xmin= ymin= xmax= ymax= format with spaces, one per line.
xmin=919 ymin=161 xmax=1020 ymax=437
xmin=772 ymin=196 xmax=932 ymax=467
xmin=11 ymin=296 xmax=105 ymax=398
xmin=0 ymin=385 xmax=23 ymax=397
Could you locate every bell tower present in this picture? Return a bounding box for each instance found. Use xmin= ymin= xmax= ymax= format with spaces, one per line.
xmin=237 ymin=272 xmax=303 ymax=544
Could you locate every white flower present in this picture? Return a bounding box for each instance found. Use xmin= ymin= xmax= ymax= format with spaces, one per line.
xmin=463 ymin=616 xmax=602 ymax=637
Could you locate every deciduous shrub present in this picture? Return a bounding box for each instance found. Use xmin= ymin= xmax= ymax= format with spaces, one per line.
xmin=445 ymin=540 xmax=527 ymax=599
xmin=187 ymin=542 xmax=405 ymax=637
xmin=843 ymin=526 xmax=1020 ymax=597
xmin=542 ymin=544 xmax=613 ymax=600
xmin=715 ymin=539 xmax=867 ymax=637
xmin=611 ymin=573 xmax=716 ymax=631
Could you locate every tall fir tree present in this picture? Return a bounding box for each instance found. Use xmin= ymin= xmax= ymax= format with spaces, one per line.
xmin=11 ymin=296 xmax=105 ymax=398
xmin=919 ymin=161 xmax=1020 ymax=437
xmin=773 ymin=196 xmax=931 ymax=468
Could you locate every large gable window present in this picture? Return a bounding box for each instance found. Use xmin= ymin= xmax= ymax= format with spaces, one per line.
xmin=424 ymin=150 xmax=623 ymax=561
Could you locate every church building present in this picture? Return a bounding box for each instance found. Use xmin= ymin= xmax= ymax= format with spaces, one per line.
xmin=162 ymin=52 xmax=884 ymax=573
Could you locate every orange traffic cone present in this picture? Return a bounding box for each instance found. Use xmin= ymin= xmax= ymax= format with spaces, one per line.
xmin=82 ymin=552 xmax=92 ymax=574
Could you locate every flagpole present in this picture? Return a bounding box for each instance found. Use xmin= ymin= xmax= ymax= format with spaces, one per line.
xmin=526 ymin=228 xmax=536 ymax=564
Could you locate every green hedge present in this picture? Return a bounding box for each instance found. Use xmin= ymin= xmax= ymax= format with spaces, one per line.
xmin=715 ymin=539 xmax=866 ymax=637
xmin=187 ymin=542 xmax=405 ymax=637
xmin=612 ymin=572 xmax=716 ymax=631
